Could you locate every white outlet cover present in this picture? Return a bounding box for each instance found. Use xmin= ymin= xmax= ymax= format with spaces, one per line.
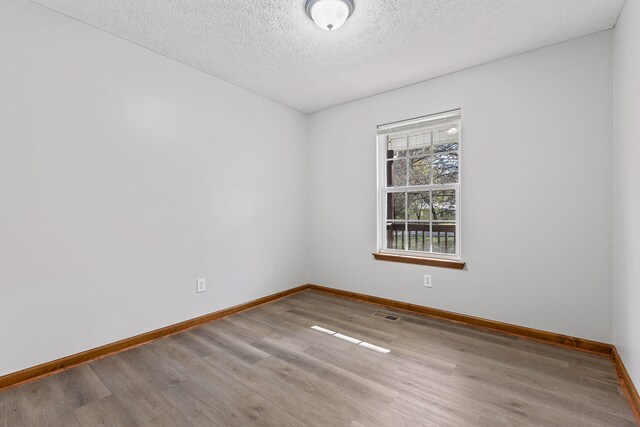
xmin=424 ymin=274 xmax=432 ymax=288
xmin=197 ymin=278 xmax=206 ymax=293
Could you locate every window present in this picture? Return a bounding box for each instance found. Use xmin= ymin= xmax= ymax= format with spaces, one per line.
xmin=376 ymin=109 xmax=461 ymax=260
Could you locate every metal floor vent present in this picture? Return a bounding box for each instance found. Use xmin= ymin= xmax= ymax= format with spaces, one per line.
xmin=372 ymin=312 xmax=400 ymax=322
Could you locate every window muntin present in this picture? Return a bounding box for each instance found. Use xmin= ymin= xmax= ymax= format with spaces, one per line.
xmin=377 ymin=110 xmax=461 ymax=258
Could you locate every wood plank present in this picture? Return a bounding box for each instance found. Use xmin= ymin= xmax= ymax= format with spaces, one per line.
xmin=308 ymin=284 xmax=614 ymax=356
xmin=0 ymin=285 xmax=308 ymax=392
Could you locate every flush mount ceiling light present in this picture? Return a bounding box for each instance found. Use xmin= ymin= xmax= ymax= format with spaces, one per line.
xmin=305 ymin=0 xmax=354 ymax=31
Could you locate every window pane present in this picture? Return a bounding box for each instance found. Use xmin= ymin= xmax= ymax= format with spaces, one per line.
xmin=408 ymin=131 xmax=431 ymax=156
xmin=432 ymin=190 xmax=456 ymax=220
xmin=433 ymin=124 xmax=458 ymax=144
xmin=434 ymin=142 xmax=458 ymax=153
xmin=386 ymin=222 xmax=405 ymax=250
xmin=407 ymin=192 xmax=430 ymax=221
xmin=432 ymin=223 xmax=456 ymax=254
xmin=387 ymin=159 xmax=407 ymax=187
xmin=386 ymin=192 xmax=406 ymax=220
xmin=408 ymin=156 xmax=431 ymax=185
xmin=408 ymin=222 xmax=431 ymax=252
xmin=387 ymin=135 xmax=407 ymax=159
xmin=433 ymin=152 xmax=458 ymax=184
xmin=379 ymin=111 xmax=460 ymax=258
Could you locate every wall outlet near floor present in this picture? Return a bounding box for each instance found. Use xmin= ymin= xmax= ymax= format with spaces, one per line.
xmin=423 ymin=274 xmax=432 ymax=288
xmin=197 ymin=278 xmax=206 ymax=293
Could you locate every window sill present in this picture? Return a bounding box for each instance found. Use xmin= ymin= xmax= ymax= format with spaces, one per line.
xmin=372 ymin=253 xmax=466 ymax=270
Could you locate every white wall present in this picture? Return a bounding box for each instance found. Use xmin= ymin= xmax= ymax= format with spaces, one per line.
xmin=309 ymin=32 xmax=614 ymax=342
xmin=0 ymin=0 xmax=308 ymax=376
xmin=613 ymin=0 xmax=640 ymax=389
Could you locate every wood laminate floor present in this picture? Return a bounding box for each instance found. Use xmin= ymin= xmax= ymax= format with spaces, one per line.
xmin=0 ymin=290 xmax=637 ymax=426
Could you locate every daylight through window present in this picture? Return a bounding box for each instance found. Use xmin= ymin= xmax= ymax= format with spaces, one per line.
xmin=377 ymin=110 xmax=461 ymax=258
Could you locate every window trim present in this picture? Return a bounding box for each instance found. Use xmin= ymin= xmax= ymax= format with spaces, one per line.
xmin=372 ymin=252 xmax=466 ymax=269
xmin=376 ymin=109 xmax=462 ymax=262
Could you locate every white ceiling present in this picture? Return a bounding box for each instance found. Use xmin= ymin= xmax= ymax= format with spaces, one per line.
xmin=33 ymin=0 xmax=625 ymax=113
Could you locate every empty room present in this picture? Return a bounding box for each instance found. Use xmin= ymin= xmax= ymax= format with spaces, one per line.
xmin=1 ymin=0 xmax=639 ymax=425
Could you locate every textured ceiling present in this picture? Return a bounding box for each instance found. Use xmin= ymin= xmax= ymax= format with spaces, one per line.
xmin=33 ymin=0 xmax=625 ymax=113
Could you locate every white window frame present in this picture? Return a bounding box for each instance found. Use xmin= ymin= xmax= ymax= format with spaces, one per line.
xmin=376 ymin=109 xmax=462 ymax=260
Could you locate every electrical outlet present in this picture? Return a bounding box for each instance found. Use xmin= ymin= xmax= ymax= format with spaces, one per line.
xmin=197 ymin=278 xmax=206 ymax=293
xmin=423 ymin=274 xmax=432 ymax=288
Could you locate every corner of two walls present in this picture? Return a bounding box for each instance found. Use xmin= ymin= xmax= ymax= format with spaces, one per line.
xmin=612 ymin=0 xmax=640 ymax=390
xmin=0 ymin=0 xmax=308 ymax=376
xmin=307 ymin=30 xmax=615 ymax=344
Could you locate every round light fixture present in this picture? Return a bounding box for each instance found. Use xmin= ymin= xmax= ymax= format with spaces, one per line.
xmin=305 ymin=0 xmax=354 ymax=31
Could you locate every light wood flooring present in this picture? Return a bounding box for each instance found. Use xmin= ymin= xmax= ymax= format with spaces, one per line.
xmin=0 ymin=290 xmax=637 ymax=426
